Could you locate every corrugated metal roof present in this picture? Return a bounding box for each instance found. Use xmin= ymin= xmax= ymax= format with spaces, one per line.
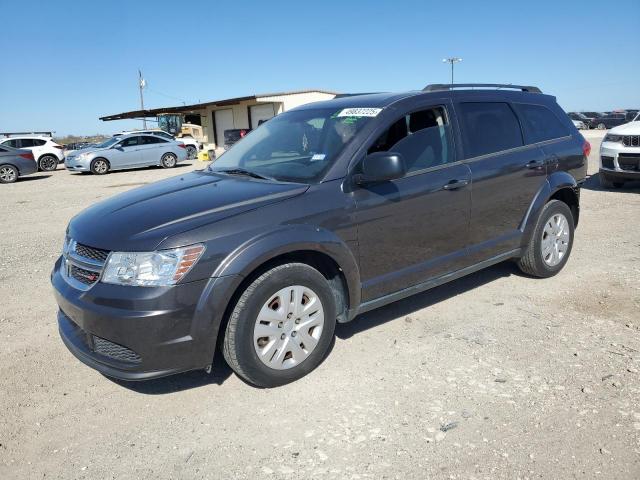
xmin=100 ymin=89 xmax=338 ymax=121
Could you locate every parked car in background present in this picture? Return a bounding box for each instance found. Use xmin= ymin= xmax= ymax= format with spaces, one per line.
xmin=0 ymin=136 xmax=64 ymax=171
xmin=0 ymin=145 xmax=37 ymax=183
xmin=52 ymin=83 xmax=589 ymax=387
xmin=592 ymin=113 xmax=627 ymax=130
xmin=599 ymin=112 xmax=640 ymax=188
xmin=223 ymin=128 xmax=251 ymax=150
xmin=624 ymin=110 xmax=639 ymax=122
xmin=580 ymin=112 xmax=604 ymax=128
xmin=568 ymin=112 xmax=591 ymax=129
xmin=114 ymin=130 xmax=201 ymax=160
xmin=65 ymin=133 xmax=187 ymax=174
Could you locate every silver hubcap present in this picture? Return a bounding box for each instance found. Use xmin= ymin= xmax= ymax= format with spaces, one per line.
xmin=187 ymin=146 xmax=196 ymax=159
xmin=94 ymin=161 xmax=107 ymax=173
xmin=253 ymin=285 xmax=325 ymax=370
xmin=163 ymin=154 xmax=176 ymax=167
xmin=0 ymin=166 xmax=17 ymax=182
xmin=541 ymin=213 xmax=570 ymax=267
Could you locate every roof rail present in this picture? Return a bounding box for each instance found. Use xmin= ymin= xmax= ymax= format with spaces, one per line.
xmin=423 ymin=83 xmax=542 ymax=93
xmin=0 ymin=131 xmax=54 ymax=137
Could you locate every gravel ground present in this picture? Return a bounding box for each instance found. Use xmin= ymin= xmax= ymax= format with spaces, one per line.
xmin=1 ymin=131 xmax=639 ymax=480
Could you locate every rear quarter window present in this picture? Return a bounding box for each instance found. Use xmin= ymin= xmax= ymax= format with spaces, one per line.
xmin=513 ymin=103 xmax=570 ymax=144
xmin=457 ymin=102 xmax=524 ymax=158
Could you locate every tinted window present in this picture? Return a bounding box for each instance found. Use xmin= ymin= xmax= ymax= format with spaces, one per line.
xmin=514 ymin=103 xmax=570 ymax=144
xmin=3 ymin=140 xmax=19 ymax=148
xmin=458 ymin=102 xmax=523 ymax=158
xmin=141 ymin=136 xmax=166 ymax=145
xmin=368 ymin=106 xmax=454 ymax=173
xmin=19 ymin=139 xmax=36 ymax=148
xmin=119 ymin=136 xmax=140 ymax=147
xmin=32 ymin=139 xmax=46 ymax=146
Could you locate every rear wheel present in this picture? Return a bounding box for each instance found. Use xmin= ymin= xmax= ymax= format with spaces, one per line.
xmin=597 ymin=123 xmax=606 ymax=130
xmin=223 ymin=263 xmax=336 ymax=387
xmin=517 ymin=200 xmax=574 ymax=278
xmin=38 ymin=155 xmax=58 ymax=171
xmin=0 ymin=165 xmax=18 ymax=183
xmin=161 ymin=152 xmax=177 ymax=168
xmin=90 ymin=158 xmax=109 ymax=175
xmin=186 ymin=145 xmax=197 ymax=160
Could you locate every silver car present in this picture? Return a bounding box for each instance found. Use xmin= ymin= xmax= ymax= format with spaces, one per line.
xmin=0 ymin=145 xmax=38 ymax=183
xmin=65 ymin=133 xmax=188 ymax=175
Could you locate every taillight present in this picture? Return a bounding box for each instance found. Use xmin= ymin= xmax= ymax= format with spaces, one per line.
xmin=240 ymin=130 xmax=247 ymax=138
xmin=53 ymin=145 xmax=64 ymax=150
xmin=177 ymin=143 xmax=186 ymax=149
xmin=19 ymin=153 xmax=35 ymax=161
xmin=582 ymin=139 xmax=591 ymax=158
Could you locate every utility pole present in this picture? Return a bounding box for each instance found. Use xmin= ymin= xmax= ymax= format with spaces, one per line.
xmin=442 ymin=57 xmax=462 ymax=84
xmin=138 ymin=69 xmax=147 ymax=129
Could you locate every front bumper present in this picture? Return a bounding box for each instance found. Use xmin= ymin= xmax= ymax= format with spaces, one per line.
xmin=599 ymin=142 xmax=640 ymax=180
xmin=51 ymin=256 xmax=239 ymax=380
xmin=65 ymin=158 xmax=90 ymax=172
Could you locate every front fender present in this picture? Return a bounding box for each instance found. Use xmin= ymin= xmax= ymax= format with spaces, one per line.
xmin=213 ymin=224 xmax=361 ymax=314
xmin=519 ymin=171 xmax=578 ymax=247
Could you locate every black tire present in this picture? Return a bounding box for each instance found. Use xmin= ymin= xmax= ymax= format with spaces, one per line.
xmin=0 ymin=165 xmax=19 ymax=184
xmin=161 ymin=152 xmax=178 ymax=168
xmin=90 ymin=158 xmax=109 ymax=175
xmin=517 ymin=200 xmax=575 ymax=278
xmin=597 ymin=123 xmax=606 ymax=130
xmin=186 ymin=145 xmax=197 ymax=160
xmin=38 ymin=155 xmax=58 ymax=172
xmin=223 ymin=263 xmax=337 ymax=387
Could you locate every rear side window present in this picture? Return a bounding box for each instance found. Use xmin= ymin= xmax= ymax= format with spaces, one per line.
xmin=32 ymin=139 xmax=46 ymax=146
xmin=514 ymin=103 xmax=570 ymax=144
xmin=141 ymin=136 xmax=167 ymax=144
xmin=19 ymin=139 xmax=36 ymax=148
xmin=367 ymin=106 xmax=455 ymax=173
xmin=458 ymin=102 xmax=523 ymax=158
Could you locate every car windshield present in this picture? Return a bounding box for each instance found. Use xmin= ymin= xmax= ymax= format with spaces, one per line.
xmin=208 ymin=107 xmax=377 ymax=183
xmin=96 ymin=137 xmax=120 ymax=148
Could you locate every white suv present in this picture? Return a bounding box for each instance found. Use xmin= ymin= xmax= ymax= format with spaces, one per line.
xmin=599 ymin=112 xmax=640 ymax=188
xmin=0 ymin=136 xmax=65 ymax=171
xmin=115 ymin=130 xmax=200 ymax=160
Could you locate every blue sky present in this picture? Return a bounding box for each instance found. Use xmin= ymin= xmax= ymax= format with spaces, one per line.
xmin=1 ymin=0 xmax=638 ymax=136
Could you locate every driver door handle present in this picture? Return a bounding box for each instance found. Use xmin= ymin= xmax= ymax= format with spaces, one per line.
xmin=442 ymin=179 xmax=469 ymax=190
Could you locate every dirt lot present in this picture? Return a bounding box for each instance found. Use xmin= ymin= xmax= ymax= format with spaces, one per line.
xmin=0 ymin=131 xmax=639 ymax=479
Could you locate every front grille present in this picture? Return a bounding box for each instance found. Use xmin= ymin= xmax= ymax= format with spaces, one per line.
xmin=622 ymin=135 xmax=640 ymax=147
xmin=75 ymin=243 xmax=110 ymax=263
xmin=92 ymin=335 xmax=142 ymax=364
xmin=70 ymin=264 xmax=101 ymax=285
xmin=601 ymin=156 xmax=614 ymax=169
xmin=618 ymin=155 xmax=640 ymax=172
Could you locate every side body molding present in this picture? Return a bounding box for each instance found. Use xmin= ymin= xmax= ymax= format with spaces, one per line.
xmin=519 ymin=171 xmax=578 ymax=248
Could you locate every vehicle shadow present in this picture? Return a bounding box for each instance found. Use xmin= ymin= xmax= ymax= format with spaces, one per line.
xmin=581 ymin=172 xmax=640 ymax=192
xmin=68 ymin=162 xmax=193 ymax=176
xmin=109 ymin=260 xmax=521 ymax=393
xmin=336 ymin=260 xmax=521 ymax=340
xmin=107 ymin=349 xmax=233 ymax=395
xmin=18 ymin=175 xmax=52 ymax=182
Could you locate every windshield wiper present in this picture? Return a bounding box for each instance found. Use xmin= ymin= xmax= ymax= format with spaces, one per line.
xmin=212 ymin=168 xmax=273 ymax=181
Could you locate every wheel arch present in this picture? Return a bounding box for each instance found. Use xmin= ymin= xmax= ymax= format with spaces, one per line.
xmin=520 ymin=172 xmax=580 ymax=248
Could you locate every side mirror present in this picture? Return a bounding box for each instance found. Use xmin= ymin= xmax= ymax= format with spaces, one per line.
xmin=355 ymin=152 xmax=406 ymax=184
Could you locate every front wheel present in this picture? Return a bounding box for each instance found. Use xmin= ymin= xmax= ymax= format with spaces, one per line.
xmin=517 ymin=200 xmax=574 ymax=278
xmin=223 ymin=263 xmax=336 ymax=387
xmin=90 ymin=158 xmax=109 ymax=175
xmin=161 ymin=152 xmax=177 ymax=168
xmin=597 ymin=123 xmax=606 ymax=130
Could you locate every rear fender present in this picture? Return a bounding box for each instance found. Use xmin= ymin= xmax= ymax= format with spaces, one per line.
xmin=519 ymin=171 xmax=578 ymax=248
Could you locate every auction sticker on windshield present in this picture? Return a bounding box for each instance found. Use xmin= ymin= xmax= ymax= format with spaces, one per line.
xmin=337 ymin=108 xmax=382 ymax=117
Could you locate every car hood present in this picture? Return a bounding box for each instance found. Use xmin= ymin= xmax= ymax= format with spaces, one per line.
xmin=66 ymin=147 xmax=109 ymax=157
xmin=609 ymin=121 xmax=640 ymax=135
xmin=68 ymin=171 xmax=308 ymax=251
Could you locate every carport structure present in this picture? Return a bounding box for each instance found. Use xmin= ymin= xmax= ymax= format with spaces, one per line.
xmin=100 ymin=90 xmax=337 ymax=152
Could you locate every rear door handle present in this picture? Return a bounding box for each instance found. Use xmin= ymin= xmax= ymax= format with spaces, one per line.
xmin=442 ymin=179 xmax=469 ymax=190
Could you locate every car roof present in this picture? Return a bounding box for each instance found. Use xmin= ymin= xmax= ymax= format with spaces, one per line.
xmin=0 ymin=135 xmax=51 ymax=140
xmin=294 ymin=88 xmax=555 ymax=112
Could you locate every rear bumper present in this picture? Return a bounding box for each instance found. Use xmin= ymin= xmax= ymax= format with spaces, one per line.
xmin=600 ymin=168 xmax=640 ymax=181
xmin=51 ymin=256 xmax=241 ymax=381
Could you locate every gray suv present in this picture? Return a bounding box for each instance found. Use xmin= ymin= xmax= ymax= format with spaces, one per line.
xmin=52 ymin=84 xmax=589 ymax=387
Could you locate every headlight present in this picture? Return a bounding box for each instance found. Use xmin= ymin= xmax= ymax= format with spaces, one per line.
xmin=102 ymin=244 xmax=205 ymax=286
xmin=604 ymin=134 xmax=623 ymax=143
